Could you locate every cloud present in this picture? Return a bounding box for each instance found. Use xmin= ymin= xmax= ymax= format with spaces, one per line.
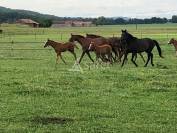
xmin=1 ymin=0 xmax=177 ymax=18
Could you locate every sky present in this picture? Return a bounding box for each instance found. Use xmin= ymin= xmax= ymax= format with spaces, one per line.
xmin=1 ymin=0 xmax=177 ymax=18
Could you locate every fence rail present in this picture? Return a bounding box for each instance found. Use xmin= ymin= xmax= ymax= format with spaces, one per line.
xmin=0 ymin=41 xmax=44 ymax=44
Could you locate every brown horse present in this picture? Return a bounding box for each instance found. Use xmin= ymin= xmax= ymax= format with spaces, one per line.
xmin=69 ymin=34 xmax=109 ymax=63
xmin=89 ymin=41 xmax=113 ymax=63
xmin=168 ymin=38 xmax=177 ymax=56
xmin=86 ymin=34 xmax=121 ymax=61
xmin=44 ymin=39 xmax=78 ymax=65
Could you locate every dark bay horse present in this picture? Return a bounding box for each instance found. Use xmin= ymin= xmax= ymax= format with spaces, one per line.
xmin=69 ymin=34 xmax=108 ymax=63
xmin=44 ymin=39 xmax=78 ymax=65
xmin=120 ymin=30 xmax=163 ymax=67
xmin=168 ymin=38 xmax=177 ymax=56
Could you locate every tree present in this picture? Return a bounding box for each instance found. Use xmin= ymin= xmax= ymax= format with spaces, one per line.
xmin=171 ymin=15 xmax=177 ymax=23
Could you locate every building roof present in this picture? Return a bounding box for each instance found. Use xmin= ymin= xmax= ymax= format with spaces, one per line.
xmin=18 ymin=19 xmax=39 ymax=24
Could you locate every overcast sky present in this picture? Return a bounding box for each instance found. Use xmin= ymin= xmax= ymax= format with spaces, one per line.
xmin=1 ymin=0 xmax=177 ymax=18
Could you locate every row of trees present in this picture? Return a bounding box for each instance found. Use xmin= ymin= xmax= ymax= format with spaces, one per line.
xmin=92 ymin=16 xmax=177 ymax=25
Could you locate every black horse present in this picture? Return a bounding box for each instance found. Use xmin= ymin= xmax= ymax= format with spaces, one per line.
xmin=120 ymin=30 xmax=163 ymax=67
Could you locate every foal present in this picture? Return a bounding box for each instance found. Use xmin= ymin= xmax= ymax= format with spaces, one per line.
xmin=44 ymin=39 xmax=78 ymax=65
xmin=168 ymin=38 xmax=177 ymax=56
xmin=89 ymin=41 xmax=113 ymax=63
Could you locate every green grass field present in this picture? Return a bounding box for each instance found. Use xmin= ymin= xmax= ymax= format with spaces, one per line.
xmin=0 ymin=23 xmax=177 ymax=133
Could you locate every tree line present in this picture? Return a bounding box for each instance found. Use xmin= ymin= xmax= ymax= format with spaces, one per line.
xmin=92 ymin=16 xmax=177 ymax=25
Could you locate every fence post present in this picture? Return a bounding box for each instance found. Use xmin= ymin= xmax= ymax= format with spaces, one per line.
xmin=166 ymin=33 xmax=169 ymax=40
xmin=11 ymin=40 xmax=14 ymax=57
xmin=35 ymin=33 xmax=37 ymax=40
xmin=60 ymin=33 xmax=63 ymax=40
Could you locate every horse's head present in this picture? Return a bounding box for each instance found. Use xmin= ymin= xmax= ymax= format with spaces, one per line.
xmin=168 ymin=38 xmax=175 ymax=45
xmin=121 ymin=29 xmax=136 ymax=43
xmin=69 ymin=34 xmax=75 ymax=42
xmin=44 ymin=39 xmax=51 ymax=48
xmin=69 ymin=34 xmax=85 ymax=42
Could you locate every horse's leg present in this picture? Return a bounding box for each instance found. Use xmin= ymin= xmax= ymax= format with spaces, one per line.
xmin=109 ymin=53 xmax=113 ymax=64
xmin=59 ymin=54 xmax=67 ymax=64
xmin=112 ymin=48 xmax=117 ymax=61
xmin=150 ymin=53 xmax=154 ymax=66
xmin=110 ymin=53 xmax=114 ymax=63
xmin=56 ymin=55 xmax=59 ymax=63
xmin=55 ymin=54 xmax=60 ymax=67
xmin=144 ymin=53 xmax=151 ymax=67
xmin=121 ymin=53 xmax=128 ymax=67
xmin=86 ymin=51 xmax=94 ymax=63
xmin=139 ymin=53 xmax=145 ymax=63
xmin=119 ymin=50 xmax=124 ymax=62
xmin=133 ymin=54 xmax=137 ymax=61
xmin=131 ymin=53 xmax=138 ymax=67
xmin=79 ymin=51 xmax=86 ymax=64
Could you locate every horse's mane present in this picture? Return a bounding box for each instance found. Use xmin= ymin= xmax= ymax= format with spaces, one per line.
xmin=86 ymin=34 xmax=102 ymax=38
xmin=126 ymin=32 xmax=137 ymax=40
xmin=73 ymin=34 xmax=85 ymax=38
xmin=48 ymin=39 xmax=62 ymax=45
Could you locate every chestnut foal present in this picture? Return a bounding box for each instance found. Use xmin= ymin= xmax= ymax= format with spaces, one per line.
xmin=168 ymin=38 xmax=177 ymax=56
xmin=44 ymin=39 xmax=78 ymax=65
xmin=89 ymin=41 xmax=113 ymax=63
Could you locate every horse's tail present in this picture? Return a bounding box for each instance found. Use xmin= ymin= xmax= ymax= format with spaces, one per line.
xmin=153 ymin=40 xmax=164 ymax=58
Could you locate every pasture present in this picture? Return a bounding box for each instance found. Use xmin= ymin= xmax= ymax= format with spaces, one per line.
xmin=0 ymin=23 xmax=177 ymax=132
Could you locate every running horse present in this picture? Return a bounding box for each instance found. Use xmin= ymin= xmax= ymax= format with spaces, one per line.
xmin=86 ymin=33 xmax=145 ymax=62
xmin=44 ymin=39 xmax=78 ymax=65
xmin=168 ymin=38 xmax=177 ymax=56
xmin=69 ymin=34 xmax=109 ymax=64
xmin=89 ymin=41 xmax=113 ymax=63
xmin=120 ymin=30 xmax=163 ymax=67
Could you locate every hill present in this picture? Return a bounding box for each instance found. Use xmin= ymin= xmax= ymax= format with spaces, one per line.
xmin=0 ymin=6 xmax=62 ymax=27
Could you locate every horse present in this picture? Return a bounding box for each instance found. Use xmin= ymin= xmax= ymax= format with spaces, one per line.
xmin=88 ymin=41 xmax=113 ymax=63
xmin=86 ymin=33 xmax=145 ymax=63
xmin=120 ymin=30 xmax=163 ymax=67
xmin=44 ymin=39 xmax=78 ymax=65
xmin=86 ymin=33 xmax=121 ymax=61
xmin=69 ymin=34 xmax=109 ymax=64
xmin=168 ymin=38 xmax=177 ymax=56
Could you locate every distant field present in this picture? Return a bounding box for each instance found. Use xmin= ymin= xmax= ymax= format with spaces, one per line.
xmin=0 ymin=24 xmax=177 ymax=132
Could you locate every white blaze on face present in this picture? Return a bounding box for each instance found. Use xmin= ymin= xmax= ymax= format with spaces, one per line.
xmin=88 ymin=43 xmax=93 ymax=50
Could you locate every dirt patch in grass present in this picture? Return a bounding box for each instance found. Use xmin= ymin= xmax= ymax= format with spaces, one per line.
xmin=32 ymin=116 xmax=74 ymax=125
